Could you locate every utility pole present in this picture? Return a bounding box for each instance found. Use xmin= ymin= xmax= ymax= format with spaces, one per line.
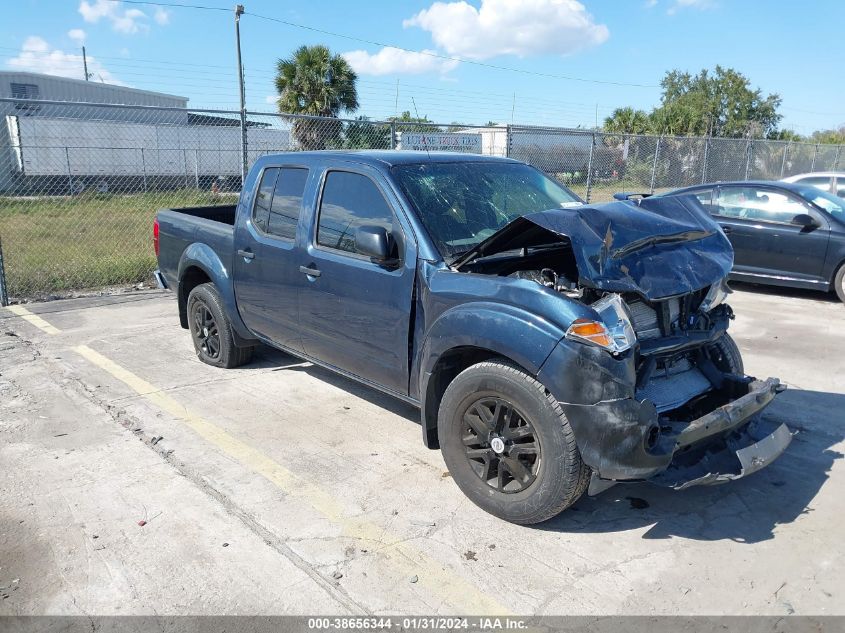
xmin=82 ymin=46 xmax=89 ymax=81
xmin=234 ymin=4 xmax=248 ymax=184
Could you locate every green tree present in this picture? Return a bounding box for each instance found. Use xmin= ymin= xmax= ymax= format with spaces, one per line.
xmin=387 ymin=110 xmax=441 ymax=133
xmin=767 ymin=129 xmax=804 ymax=142
xmin=344 ymin=116 xmax=391 ymax=149
xmin=274 ymin=45 xmax=359 ymax=149
xmin=651 ymin=66 xmax=781 ymax=138
xmin=603 ymin=107 xmax=651 ymax=134
xmin=809 ymin=126 xmax=845 ymax=144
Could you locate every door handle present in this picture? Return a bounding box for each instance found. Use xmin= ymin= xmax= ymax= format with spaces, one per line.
xmin=299 ymin=265 xmax=321 ymax=278
xmin=720 ymin=225 xmax=732 ymax=235
xmin=237 ymin=249 xmax=255 ymax=260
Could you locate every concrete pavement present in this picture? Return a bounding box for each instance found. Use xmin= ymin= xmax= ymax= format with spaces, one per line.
xmin=0 ymin=284 xmax=842 ymax=615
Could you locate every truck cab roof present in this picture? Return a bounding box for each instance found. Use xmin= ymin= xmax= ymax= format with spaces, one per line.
xmin=254 ymin=150 xmax=519 ymax=168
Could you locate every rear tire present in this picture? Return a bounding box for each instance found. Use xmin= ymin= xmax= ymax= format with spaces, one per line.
xmin=187 ymin=283 xmax=253 ymax=369
xmin=437 ymin=360 xmax=589 ymax=525
xmin=834 ymin=264 xmax=845 ymax=304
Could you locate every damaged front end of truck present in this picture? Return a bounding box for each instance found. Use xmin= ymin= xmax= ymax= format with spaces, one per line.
xmin=454 ymin=195 xmax=791 ymax=493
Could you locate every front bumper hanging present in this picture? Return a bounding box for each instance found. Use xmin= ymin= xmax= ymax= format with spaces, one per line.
xmin=580 ymin=377 xmax=790 ymax=495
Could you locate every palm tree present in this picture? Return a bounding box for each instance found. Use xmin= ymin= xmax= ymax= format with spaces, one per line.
xmin=603 ymin=107 xmax=651 ymax=135
xmin=274 ymin=45 xmax=359 ymax=149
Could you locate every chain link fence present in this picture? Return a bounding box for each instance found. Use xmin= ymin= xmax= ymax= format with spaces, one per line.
xmin=1 ymin=97 xmax=843 ymax=302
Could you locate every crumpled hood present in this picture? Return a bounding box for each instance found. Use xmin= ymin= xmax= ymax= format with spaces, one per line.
xmin=455 ymin=195 xmax=733 ymax=300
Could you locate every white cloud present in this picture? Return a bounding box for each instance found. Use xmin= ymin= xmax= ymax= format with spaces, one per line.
xmin=68 ymin=28 xmax=87 ymax=44
xmin=403 ymin=0 xmax=609 ymax=60
xmin=343 ymin=47 xmax=459 ymax=76
xmin=78 ymin=0 xmax=169 ymax=34
xmin=644 ymin=0 xmax=658 ymax=8
xmin=667 ymin=0 xmax=714 ymax=14
xmin=6 ymin=36 xmax=121 ymax=83
xmin=153 ymin=7 xmax=170 ymax=25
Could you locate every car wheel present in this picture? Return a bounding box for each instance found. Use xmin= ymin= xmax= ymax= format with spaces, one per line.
xmin=707 ymin=333 xmax=744 ymax=374
xmin=834 ymin=264 xmax=845 ymax=304
xmin=187 ymin=282 xmax=253 ymax=369
xmin=437 ymin=359 xmax=589 ymax=525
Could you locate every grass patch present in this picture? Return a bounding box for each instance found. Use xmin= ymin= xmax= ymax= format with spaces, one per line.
xmin=0 ymin=181 xmax=680 ymax=299
xmin=0 ymin=189 xmax=235 ymax=299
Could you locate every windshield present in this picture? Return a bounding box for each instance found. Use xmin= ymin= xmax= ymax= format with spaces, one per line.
xmin=795 ymin=185 xmax=845 ymax=219
xmin=391 ymin=161 xmax=582 ymax=259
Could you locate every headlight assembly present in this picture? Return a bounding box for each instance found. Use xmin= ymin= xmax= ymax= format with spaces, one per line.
xmin=701 ymin=278 xmax=731 ymax=312
xmin=566 ymin=294 xmax=636 ymax=355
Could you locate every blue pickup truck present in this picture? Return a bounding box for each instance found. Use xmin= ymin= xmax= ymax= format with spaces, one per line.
xmin=154 ymin=151 xmax=791 ymax=524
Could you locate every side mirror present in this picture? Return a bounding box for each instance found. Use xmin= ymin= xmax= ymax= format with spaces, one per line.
xmin=791 ymin=213 xmax=819 ymax=229
xmin=355 ymin=225 xmax=391 ymax=260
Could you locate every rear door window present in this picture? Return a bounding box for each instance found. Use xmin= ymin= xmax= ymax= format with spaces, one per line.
xmin=794 ymin=175 xmax=832 ymax=190
xmin=316 ymin=171 xmax=394 ymax=254
xmin=252 ymin=167 xmax=279 ymax=233
xmin=267 ymin=168 xmax=309 ymax=240
xmin=682 ymin=188 xmax=716 ymax=214
xmin=716 ymin=187 xmax=805 ymax=223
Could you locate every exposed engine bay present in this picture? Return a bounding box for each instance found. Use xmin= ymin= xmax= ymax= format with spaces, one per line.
xmin=457 ymin=214 xmax=739 ymax=425
xmin=470 ymin=244 xmax=738 ymax=423
xmin=449 ymin=197 xmax=789 ymax=490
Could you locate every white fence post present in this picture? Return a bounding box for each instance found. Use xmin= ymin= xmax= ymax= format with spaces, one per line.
xmin=140 ymin=148 xmax=148 ymax=193
xmin=585 ymin=133 xmax=595 ymax=202
xmin=780 ymin=142 xmax=790 ymax=178
xmin=65 ymin=147 xmax=73 ymax=194
xmin=0 ymin=237 xmax=8 ymax=306
xmin=650 ymin=137 xmax=661 ymax=193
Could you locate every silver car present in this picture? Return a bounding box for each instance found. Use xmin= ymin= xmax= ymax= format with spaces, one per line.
xmin=782 ymin=171 xmax=845 ymax=198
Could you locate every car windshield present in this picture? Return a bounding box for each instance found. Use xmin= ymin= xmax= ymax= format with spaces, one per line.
xmin=391 ymin=161 xmax=582 ymax=260
xmin=795 ymin=185 xmax=845 ymax=219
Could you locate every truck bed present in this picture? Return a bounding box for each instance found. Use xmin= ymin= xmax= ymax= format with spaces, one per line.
xmin=168 ymin=205 xmax=238 ymax=225
xmin=155 ymin=204 xmax=237 ymax=289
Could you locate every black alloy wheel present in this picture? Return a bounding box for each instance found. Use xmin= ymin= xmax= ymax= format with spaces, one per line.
xmin=461 ymin=397 xmax=541 ymax=493
xmin=192 ymin=301 xmax=221 ymax=360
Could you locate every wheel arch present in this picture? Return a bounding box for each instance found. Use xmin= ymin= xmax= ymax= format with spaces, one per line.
xmin=420 ymin=346 xmax=538 ymax=449
xmin=176 ymin=243 xmax=256 ymax=342
xmin=416 ymin=303 xmax=564 ymax=449
xmin=178 ymin=265 xmax=212 ymax=329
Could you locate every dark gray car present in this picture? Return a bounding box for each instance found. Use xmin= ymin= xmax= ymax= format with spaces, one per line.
xmin=661 ymin=181 xmax=845 ymax=302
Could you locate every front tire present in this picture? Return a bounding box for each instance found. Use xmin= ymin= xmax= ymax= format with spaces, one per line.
xmin=187 ymin=283 xmax=253 ymax=369
xmin=707 ymin=333 xmax=744 ymax=374
xmin=437 ymin=360 xmax=589 ymax=525
xmin=834 ymin=264 xmax=845 ymax=304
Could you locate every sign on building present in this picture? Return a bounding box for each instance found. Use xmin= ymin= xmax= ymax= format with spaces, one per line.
xmin=399 ymin=132 xmax=482 ymax=153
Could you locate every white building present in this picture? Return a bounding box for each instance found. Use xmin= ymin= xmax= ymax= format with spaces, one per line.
xmin=0 ymin=72 xmax=290 ymax=193
xmin=0 ymin=71 xmax=187 ymax=111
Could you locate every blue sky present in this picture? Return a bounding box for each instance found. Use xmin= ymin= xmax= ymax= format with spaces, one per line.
xmin=3 ymin=0 xmax=842 ymax=134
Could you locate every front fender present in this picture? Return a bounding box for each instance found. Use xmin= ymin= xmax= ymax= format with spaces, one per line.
xmin=417 ymin=302 xmax=564 ymax=446
xmin=177 ymin=243 xmax=253 ymax=341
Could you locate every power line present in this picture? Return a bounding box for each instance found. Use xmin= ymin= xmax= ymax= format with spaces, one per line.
xmin=109 ymin=0 xmax=230 ymax=11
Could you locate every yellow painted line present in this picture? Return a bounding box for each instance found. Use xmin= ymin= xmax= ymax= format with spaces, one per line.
xmin=6 ymin=305 xmax=61 ymax=335
xmin=73 ymin=344 xmax=511 ymax=615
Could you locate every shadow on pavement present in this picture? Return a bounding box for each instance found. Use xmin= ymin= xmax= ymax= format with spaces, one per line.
xmin=249 ymin=347 xmax=842 ymax=544
xmin=731 ymin=280 xmax=839 ymax=304
xmin=542 ymin=388 xmax=844 ymax=543
xmin=250 ymin=346 xmax=420 ymax=424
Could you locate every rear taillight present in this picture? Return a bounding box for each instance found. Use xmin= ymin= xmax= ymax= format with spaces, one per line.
xmin=153 ymin=217 xmax=160 ymax=257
